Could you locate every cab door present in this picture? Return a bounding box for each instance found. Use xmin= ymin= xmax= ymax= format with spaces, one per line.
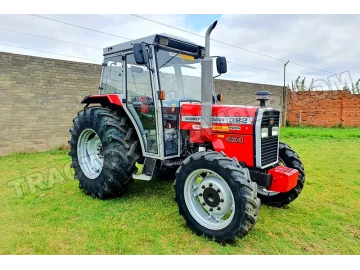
xmin=125 ymin=53 xmax=160 ymax=155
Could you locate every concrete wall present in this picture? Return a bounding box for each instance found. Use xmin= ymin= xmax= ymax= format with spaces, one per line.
xmin=214 ymin=79 xmax=284 ymax=110
xmin=0 ymin=52 xmax=100 ymax=156
xmin=0 ymin=52 xmax=284 ymax=156
xmin=286 ymin=90 xmax=360 ymax=127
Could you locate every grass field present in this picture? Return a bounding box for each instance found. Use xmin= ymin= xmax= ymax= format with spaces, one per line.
xmin=1 ymin=127 xmax=360 ymax=254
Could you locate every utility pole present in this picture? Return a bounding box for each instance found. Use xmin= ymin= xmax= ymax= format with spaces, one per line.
xmin=283 ymin=61 xmax=289 ymax=126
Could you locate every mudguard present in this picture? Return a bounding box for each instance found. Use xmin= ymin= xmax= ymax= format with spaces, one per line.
xmin=81 ymin=94 xmax=123 ymax=106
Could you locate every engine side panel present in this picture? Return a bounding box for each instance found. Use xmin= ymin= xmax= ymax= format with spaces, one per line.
xmin=181 ymin=103 xmax=258 ymax=167
xmin=180 ymin=104 xmax=257 ymax=135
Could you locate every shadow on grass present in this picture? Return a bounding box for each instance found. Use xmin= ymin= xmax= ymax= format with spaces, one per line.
xmin=79 ymin=177 xmax=176 ymax=203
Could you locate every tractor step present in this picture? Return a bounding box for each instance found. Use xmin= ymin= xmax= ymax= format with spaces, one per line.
xmin=132 ymin=157 xmax=156 ymax=181
xmin=132 ymin=174 xmax=152 ymax=181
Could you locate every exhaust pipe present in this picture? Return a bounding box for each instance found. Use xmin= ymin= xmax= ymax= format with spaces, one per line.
xmin=200 ymin=21 xmax=217 ymax=139
xmin=205 ymin=21 xmax=217 ymax=57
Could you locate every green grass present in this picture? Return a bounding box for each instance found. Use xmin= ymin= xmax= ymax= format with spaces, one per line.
xmin=1 ymin=127 xmax=360 ymax=254
xmin=281 ymin=126 xmax=360 ymax=139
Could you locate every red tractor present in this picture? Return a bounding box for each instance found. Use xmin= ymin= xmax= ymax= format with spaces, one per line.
xmin=69 ymin=21 xmax=305 ymax=243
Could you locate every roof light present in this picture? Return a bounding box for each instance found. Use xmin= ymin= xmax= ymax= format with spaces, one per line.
xmin=159 ymin=37 xmax=169 ymax=46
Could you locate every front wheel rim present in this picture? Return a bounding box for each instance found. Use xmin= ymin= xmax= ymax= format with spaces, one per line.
xmin=77 ymin=129 xmax=104 ymax=179
xmin=184 ymin=169 xmax=235 ymax=230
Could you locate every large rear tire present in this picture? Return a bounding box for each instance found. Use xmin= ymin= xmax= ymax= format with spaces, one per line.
xmin=257 ymin=142 xmax=305 ymax=207
xmin=69 ymin=107 xmax=141 ymax=199
xmin=174 ymin=151 xmax=260 ymax=243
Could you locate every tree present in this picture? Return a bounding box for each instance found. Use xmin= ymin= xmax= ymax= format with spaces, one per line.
xmin=300 ymin=77 xmax=306 ymax=91
xmin=290 ymin=76 xmax=314 ymax=91
xmin=308 ymin=78 xmax=315 ymax=91
xmin=352 ymin=79 xmax=360 ymax=94
xmin=295 ymin=76 xmax=301 ymax=91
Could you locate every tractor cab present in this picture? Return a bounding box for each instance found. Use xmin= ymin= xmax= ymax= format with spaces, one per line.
xmin=99 ymin=32 xmax=226 ymax=161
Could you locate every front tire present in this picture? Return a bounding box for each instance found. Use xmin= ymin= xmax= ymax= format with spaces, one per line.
xmin=174 ymin=151 xmax=260 ymax=243
xmin=257 ymin=142 xmax=305 ymax=207
xmin=69 ymin=107 xmax=141 ymax=199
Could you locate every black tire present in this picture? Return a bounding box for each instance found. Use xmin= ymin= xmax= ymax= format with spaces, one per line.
xmin=68 ymin=107 xmax=141 ymax=199
xmin=257 ymin=142 xmax=305 ymax=207
xmin=174 ymin=151 xmax=260 ymax=243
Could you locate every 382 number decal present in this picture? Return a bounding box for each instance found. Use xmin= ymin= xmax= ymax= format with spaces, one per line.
xmin=228 ymin=117 xmax=252 ymax=124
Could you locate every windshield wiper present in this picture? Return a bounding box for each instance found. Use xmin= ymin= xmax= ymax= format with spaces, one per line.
xmin=159 ymin=50 xmax=183 ymax=69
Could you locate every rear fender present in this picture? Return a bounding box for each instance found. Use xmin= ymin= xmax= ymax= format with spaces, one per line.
xmin=81 ymin=94 xmax=123 ymax=107
xmin=81 ymin=94 xmax=148 ymax=157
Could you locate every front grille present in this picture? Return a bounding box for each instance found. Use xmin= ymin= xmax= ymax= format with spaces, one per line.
xmin=261 ymin=137 xmax=278 ymax=166
xmin=261 ymin=110 xmax=280 ymax=126
xmin=260 ymin=110 xmax=280 ymax=167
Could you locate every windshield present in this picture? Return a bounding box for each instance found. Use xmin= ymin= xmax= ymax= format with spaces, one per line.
xmin=156 ymin=49 xmax=202 ymax=103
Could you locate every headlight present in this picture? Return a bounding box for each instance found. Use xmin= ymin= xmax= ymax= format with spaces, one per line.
xmin=272 ymin=127 xmax=279 ymax=136
xmin=261 ymin=128 xmax=269 ymax=138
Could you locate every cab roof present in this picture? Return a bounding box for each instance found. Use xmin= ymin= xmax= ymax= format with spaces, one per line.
xmin=103 ymin=33 xmax=205 ymax=57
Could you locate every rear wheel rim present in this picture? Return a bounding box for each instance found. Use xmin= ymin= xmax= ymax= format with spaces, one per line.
xmin=77 ymin=129 xmax=103 ymax=179
xmin=184 ymin=169 xmax=235 ymax=230
xmin=258 ymin=157 xmax=286 ymax=196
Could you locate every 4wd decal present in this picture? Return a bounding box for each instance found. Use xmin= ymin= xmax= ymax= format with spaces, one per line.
xmin=182 ymin=116 xmax=253 ymax=124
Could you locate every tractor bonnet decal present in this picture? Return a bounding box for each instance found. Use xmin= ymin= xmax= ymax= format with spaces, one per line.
xmin=182 ymin=116 xmax=253 ymax=124
xmin=225 ymin=136 xmax=244 ymax=143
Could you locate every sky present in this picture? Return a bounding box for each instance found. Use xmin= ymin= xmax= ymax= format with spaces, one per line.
xmin=0 ymin=14 xmax=359 ymax=90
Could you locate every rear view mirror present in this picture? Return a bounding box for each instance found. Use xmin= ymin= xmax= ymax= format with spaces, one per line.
xmin=133 ymin=43 xmax=149 ymax=65
xmin=216 ymin=56 xmax=227 ymax=74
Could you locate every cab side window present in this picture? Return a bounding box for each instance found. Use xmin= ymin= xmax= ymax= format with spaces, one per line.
xmin=100 ymin=56 xmax=123 ymax=94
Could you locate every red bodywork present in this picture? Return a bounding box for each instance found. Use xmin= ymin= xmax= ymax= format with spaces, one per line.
xmin=179 ymin=103 xmax=298 ymax=193
xmin=267 ymin=166 xmax=299 ymax=192
xmin=180 ymin=103 xmax=257 ymax=167
xmin=83 ymin=95 xmax=298 ymax=193
xmin=81 ymin=94 xmax=122 ymax=106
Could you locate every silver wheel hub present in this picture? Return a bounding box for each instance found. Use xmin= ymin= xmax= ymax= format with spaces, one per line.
xmin=197 ymin=176 xmax=233 ymax=216
xmin=184 ymin=169 xmax=235 ymax=230
xmin=77 ymin=129 xmax=104 ymax=179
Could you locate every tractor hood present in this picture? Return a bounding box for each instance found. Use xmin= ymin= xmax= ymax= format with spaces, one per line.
xmin=180 ymin=104 xmax=259 ymax=135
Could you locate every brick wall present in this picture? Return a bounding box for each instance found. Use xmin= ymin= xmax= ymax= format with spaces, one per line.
xmin=342 ymin=91 xmax=360 ymax=127
xmin=287 ymin=90 xmax=360 ymax=127
xmin=0 ymin=52 xmax=284 ymax=156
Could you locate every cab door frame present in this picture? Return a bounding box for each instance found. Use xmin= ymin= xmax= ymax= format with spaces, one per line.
xmin=121 ymin=47 xmax=165 ymax=159
xmin=153 ymin=46 xmax=186 ymax=159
